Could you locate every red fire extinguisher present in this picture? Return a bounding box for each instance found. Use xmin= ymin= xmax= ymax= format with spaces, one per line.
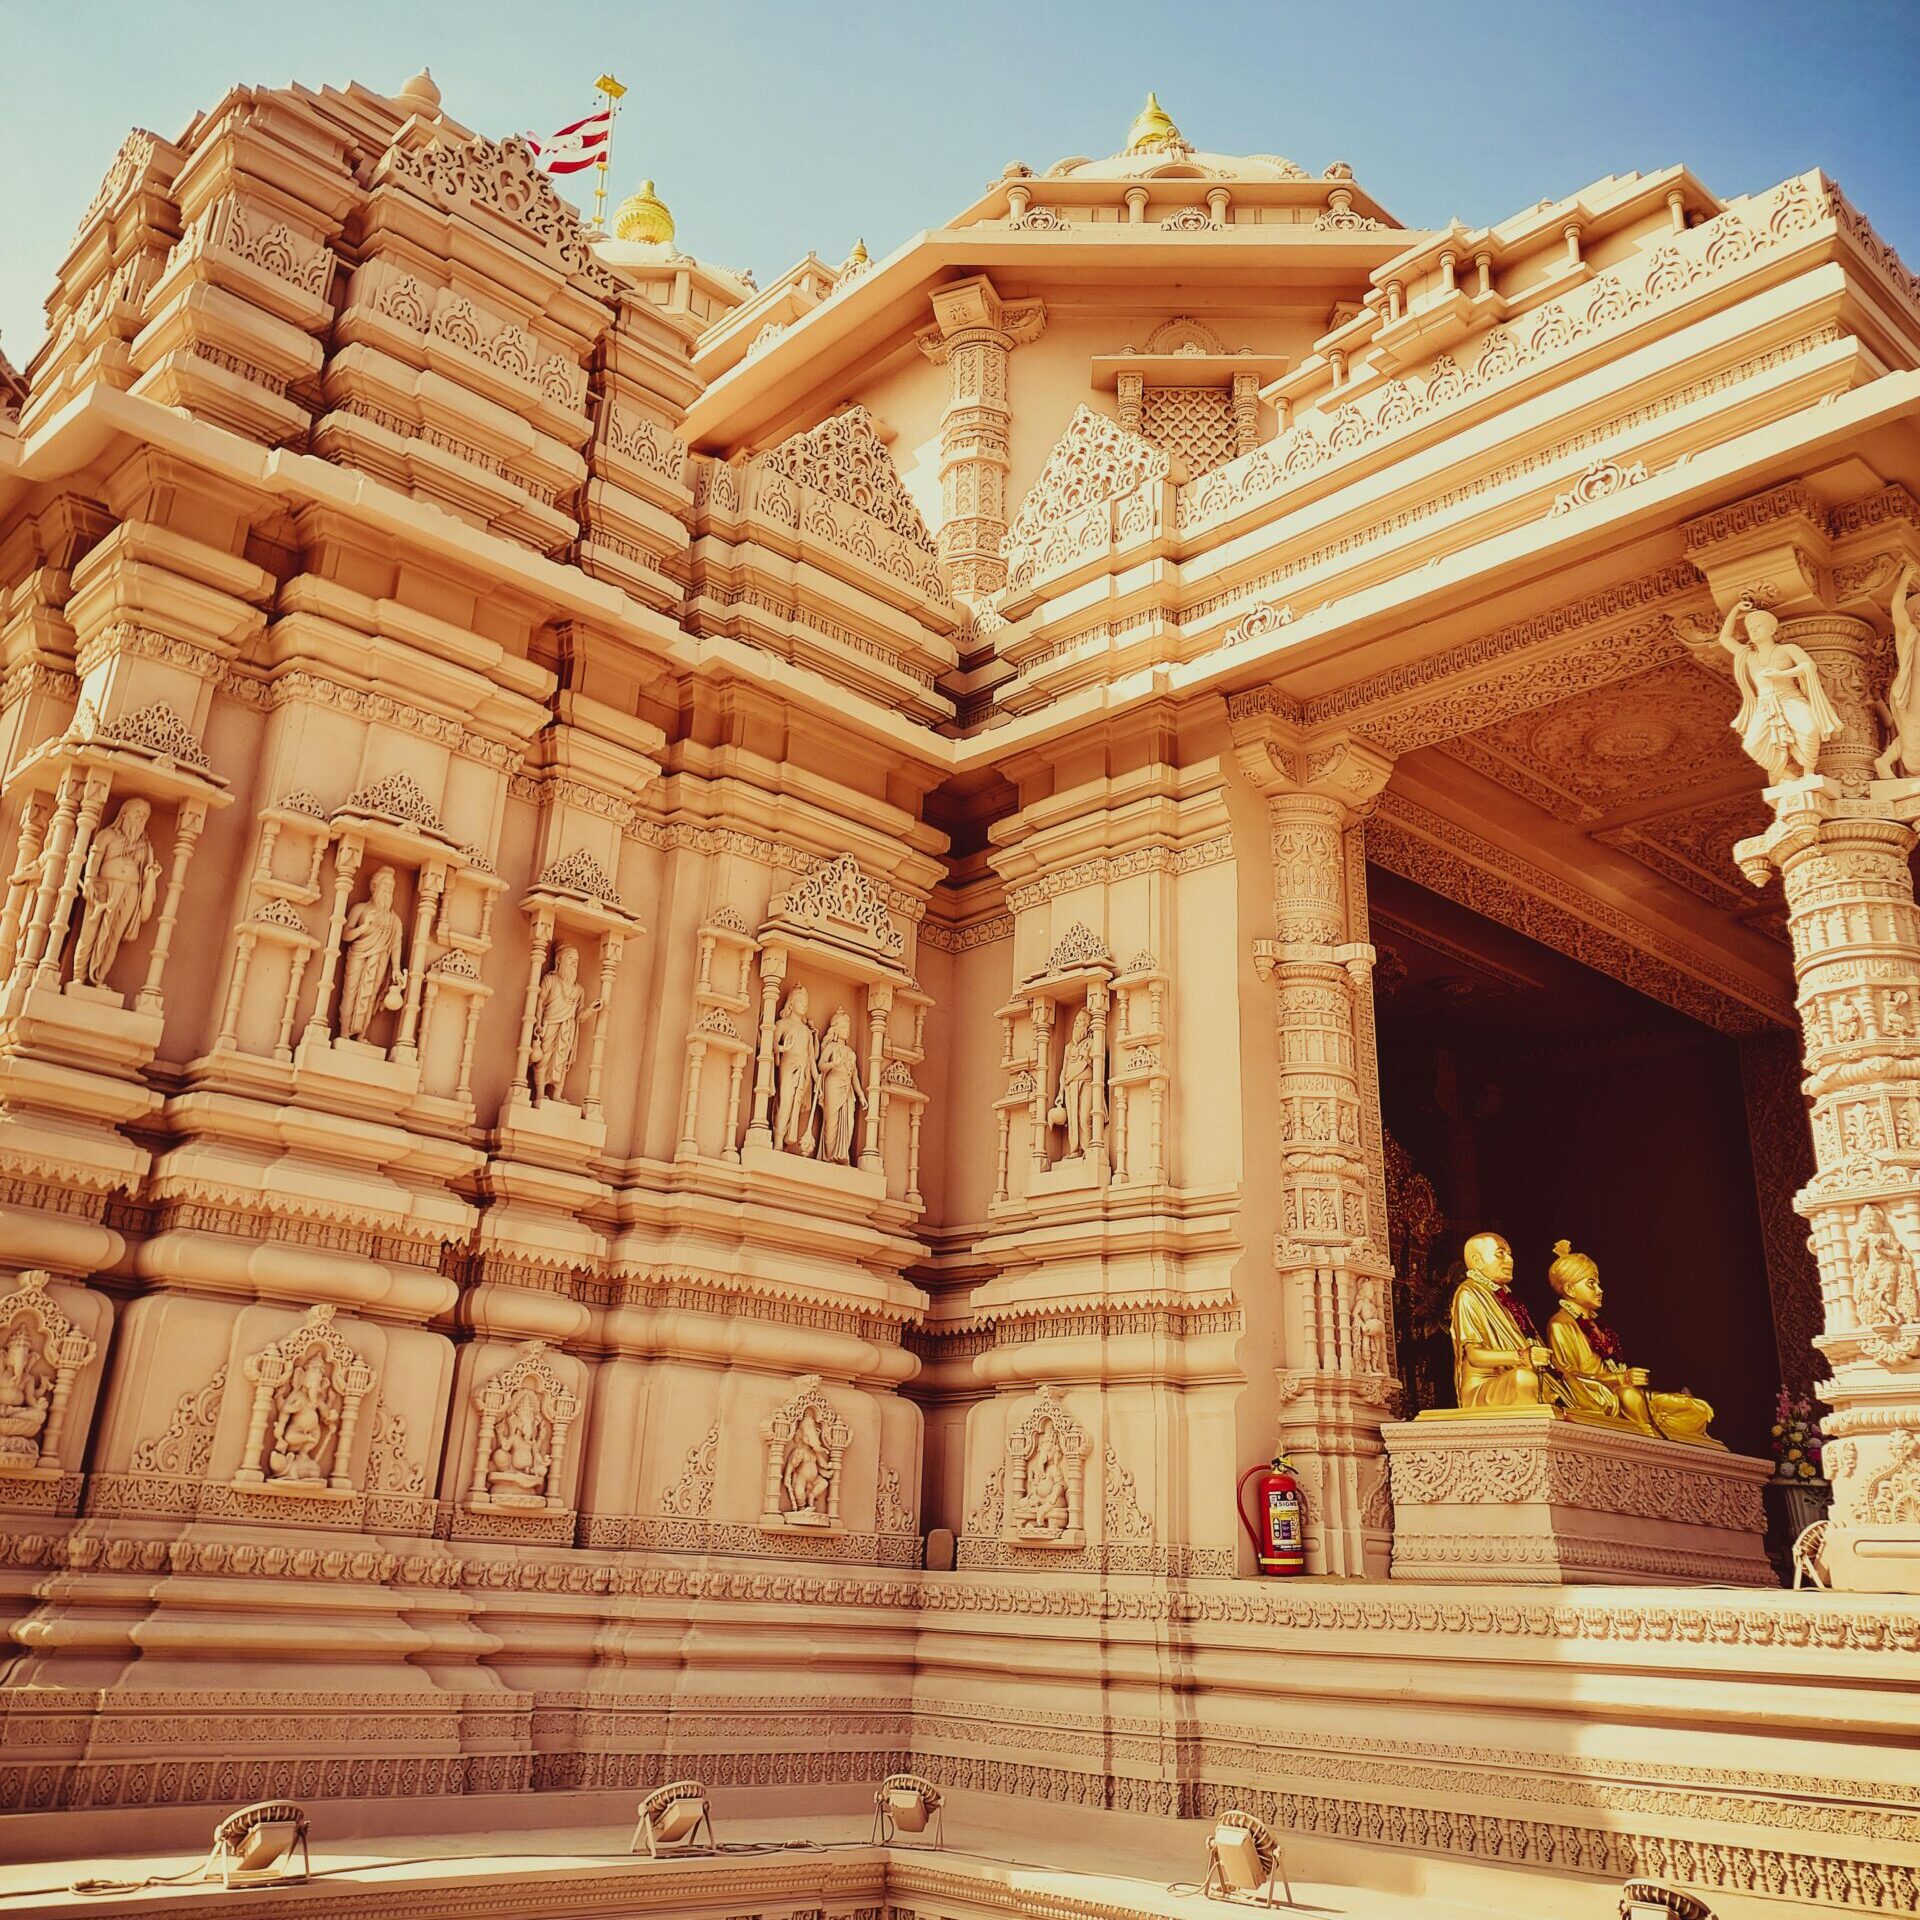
xmin=1237 ymin=1454 xmax=1307 ymax=1576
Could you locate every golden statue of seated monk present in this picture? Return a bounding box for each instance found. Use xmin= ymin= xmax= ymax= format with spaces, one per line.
xmin=1545 ymin=1238 xmax=1716 ymax=1444
xmin=1449 ymin=1231 xmax=1565 ymax=1410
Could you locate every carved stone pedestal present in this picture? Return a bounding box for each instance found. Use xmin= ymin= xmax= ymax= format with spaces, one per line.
xmin=1382 ymin=1414 xmax=1776 ymax=1586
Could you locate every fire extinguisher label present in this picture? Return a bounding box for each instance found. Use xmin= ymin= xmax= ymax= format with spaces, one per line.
xmin=1266 ymin=1489 xmax=1301 ymax=1550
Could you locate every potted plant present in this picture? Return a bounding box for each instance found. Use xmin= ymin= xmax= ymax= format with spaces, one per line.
xmin=1768 ymin=1387 xmax=1832 ymax=1542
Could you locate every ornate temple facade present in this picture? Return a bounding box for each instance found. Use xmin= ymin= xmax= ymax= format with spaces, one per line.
xmin=1 ymin=72 xmax=1919 ymax=1915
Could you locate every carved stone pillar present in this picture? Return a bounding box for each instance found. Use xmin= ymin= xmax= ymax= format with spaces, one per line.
xmin=1688 ymin=488 xmax=1920 ymax=1590
xmin=1231 ymin=702 xmax=1398 ymax=1578
xmin=921 ymin=276 xmax=1045 ymax=604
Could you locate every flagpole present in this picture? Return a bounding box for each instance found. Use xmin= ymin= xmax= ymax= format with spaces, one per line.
xmin=591 ymin=73 xmax=626 ymax=231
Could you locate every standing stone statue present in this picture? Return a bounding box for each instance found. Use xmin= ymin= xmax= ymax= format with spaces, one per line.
xmin=1876 ymin=562 xmax=1920 ymax=780
xmin=814 ymin=1006 xmax=865 ymax=1164
xmin=1708 ymin=595 xmax=1843 ymax=785
xmin=529 ymin=943 xmax=599 ymax=1105
xmin=336 ymin=866 xmax=407 ymax=1041
xmin=1050 ymin=1006 xmax=1098 ymax=1158
xmin=68 ymin=796 xmax=161 ymax=987
xmin=772 ymin=985 xmax=819 ymax=1152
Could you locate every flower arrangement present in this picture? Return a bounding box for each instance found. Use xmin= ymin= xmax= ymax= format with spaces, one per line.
xmin=1770 ymin=1387 xmax=1826 ymax=1483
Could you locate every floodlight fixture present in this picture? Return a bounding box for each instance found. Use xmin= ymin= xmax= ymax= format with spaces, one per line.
xmin=1620 ymin=1882 xmax=1716 ymax=1920
xmin=1203 ymin=1808 xmax=1292 ymax=1908
xmin=209 ymin=1801 xmax=312 ymax=1889
xmin=631 ymin=1779 xmax=715 ymax=1857
xmin=871 ymin=1771 xmax=945 ymax=1848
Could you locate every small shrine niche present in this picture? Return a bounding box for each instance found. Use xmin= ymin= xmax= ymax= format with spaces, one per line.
xmin=994 ymin=921 xmax=1114 ymax=1204
xmin=503 ymin=848 xmax=642 ymax=1145
xmin=217 ymin=773 xmax=502 ymax=1111
xmin=458 ymin=1340 xmax=582 ymax=1541
xmin=0 ymin=699 xmax=231 ymax=1045
xmin=1002 ymin=1383 xmax=1088 ymax=1549
xmin=0 ymin=1270 xmax=102 ymax=1505
xmin=233 ymin=1303 xmax=374 ymax=1498
xmin=732 ymin=854 xmax=927 ymax=1210
xmin=759 ymin=1373 xmax=851 ymax=1531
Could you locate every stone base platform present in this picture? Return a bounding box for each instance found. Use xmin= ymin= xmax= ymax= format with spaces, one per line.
xmin=1382 ymin=1410 xmax=1775 ymax=1585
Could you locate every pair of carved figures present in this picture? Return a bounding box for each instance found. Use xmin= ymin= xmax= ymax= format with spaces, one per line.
xmin=48 ymin=796 xmax=161 ymax=989
xmin=771 ymin=985 xmax=865 ymax=1164
xmin=1701 ymin=569 xmax=1920 ymax=786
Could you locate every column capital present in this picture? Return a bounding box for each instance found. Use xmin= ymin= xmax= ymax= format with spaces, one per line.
xmin=1227 ymin=695 xmax=1394 ymax=817
xmin=920 ymin=274 xmax=1046 ymax=358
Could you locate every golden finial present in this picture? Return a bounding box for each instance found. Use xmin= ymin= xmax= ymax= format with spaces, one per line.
xmin=1126 ymin=91 xmax=1181 ymax=154
xmin=612 ymin=178 xmax=675 ymax=247
xmin=840 ymin=237 xmax=869 ymax=271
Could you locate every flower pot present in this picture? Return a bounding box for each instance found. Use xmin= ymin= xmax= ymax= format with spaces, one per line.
xmin=1775 ymin=1477 xmax=1832 ymax=1540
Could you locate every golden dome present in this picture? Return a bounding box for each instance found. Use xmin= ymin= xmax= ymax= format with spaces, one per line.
xmin=1125 ymin=91 xmax=1182 ymax=153
xmin=613 ymin=179 xmax=676 ymax=247
xmin=840 ymin=238 xmax=869 ymax=270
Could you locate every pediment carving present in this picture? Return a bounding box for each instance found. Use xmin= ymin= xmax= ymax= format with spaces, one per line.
xmin=380 ymin=132 xmax=616 ymax=296
xmin=760 ymin=407 xmax=937 ymax=560
xmin=1004 ymin=406 xmax=1171 ymax=554
xmin=766 ymin=853 xmax=904 ymax=962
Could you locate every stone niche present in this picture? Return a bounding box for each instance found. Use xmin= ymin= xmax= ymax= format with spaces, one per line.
xmin=726 ymin=853 xmax=930 ymax=1215
xmin=1381 ymin=1413 xmax=1776 ymax=1586
xmin=445 ymin=1338 xmax=586 ymax=1544
xmin=0 ymin=1269 xmax=110 ymax=1517
xmin=89 ymin=1296 xmax=450 ymax=1535
xmin=577 ymin=1358 xmax=922 ymax=1565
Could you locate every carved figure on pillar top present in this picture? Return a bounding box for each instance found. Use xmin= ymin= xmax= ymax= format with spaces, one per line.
xmin=1697 ymin=597 xmax=1844 ymax=785
xmin=1876 ymin=563 xmax=1920 ymax=781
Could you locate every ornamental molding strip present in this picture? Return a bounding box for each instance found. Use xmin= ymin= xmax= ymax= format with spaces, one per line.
xmin=765 ymin=852 xmax=906 ymax=962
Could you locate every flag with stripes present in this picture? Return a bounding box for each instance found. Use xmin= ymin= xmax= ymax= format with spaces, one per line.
xmin=526 ymin=109 xmax=611 ymax=175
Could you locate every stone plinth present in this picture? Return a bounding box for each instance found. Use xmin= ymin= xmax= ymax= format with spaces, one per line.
xmin=1382 ymin=1413 xmax=1776 ymax=1586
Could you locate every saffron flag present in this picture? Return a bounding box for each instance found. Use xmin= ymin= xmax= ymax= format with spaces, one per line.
xmin=526 ymin=109 xmax=611 ymax=175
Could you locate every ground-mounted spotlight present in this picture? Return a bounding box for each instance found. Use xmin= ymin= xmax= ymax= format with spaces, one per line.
xmin=209 ymin=1801 xmax=312 ymax=1889
xmin=631 ymin=1779 xmax=715 ymax=1857
xmin=871 ymin=1771 xmax=944 ymax=1848
xmin=1620 ymin=1882 xmax=1716 ymax=1920
xmin=1202 ymin=1808 xmax=1291 ymax=1909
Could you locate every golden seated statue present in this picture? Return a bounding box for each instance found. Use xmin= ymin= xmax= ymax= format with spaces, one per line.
xmin=1545 ymin=1238 xmax=1717 ymax=1444
xmin=1448 ymin=1231 xmax=1566 ymax=1411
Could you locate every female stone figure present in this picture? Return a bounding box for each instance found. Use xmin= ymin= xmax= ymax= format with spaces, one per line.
xmin=268 ymin=1351 xmax=338 ymax=1482
xmin=1051 ymin=1006 xmax=1098 ymax=1159
xmin=69 ymin=796 xmax=161 ymax=987
xmin=1876 ymin=562 xmax=1920 ymax=780
xmin=529 ymin=943 xmax=599 ymax=1104
xmin=337 ymin=866 xmax=407 ymax=1041
xmin=814 ymin=1006 xmax=865 ymax=1164
xmin=1849 ymin=1204 xmax=1920 ymax=1326
xmin=773 ymin=985 xmax=818 ymax=1152
xmin=1709 ymin=595 xmax=1842 ymax=785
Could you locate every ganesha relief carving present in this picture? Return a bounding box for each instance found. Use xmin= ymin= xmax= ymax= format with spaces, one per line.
xmin=0 ymin=1271 xmax=96 ymax=1478
xmin=1002 ymin=1384 xmax=1088 ymax=1548
xmin=233 ymin=1304 xmax=373 ymax=1494
xmin=760 ymin=1375 xmax=851 ymax=1530
xmin=466 ymin=1341 xmax=580 ymax=1513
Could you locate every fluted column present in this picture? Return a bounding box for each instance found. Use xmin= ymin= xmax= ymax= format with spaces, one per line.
xmin=922 ymin=277 xmax=1045 ymax=604
xmin=1231 ymin=700 xmax=1398 ymax=1578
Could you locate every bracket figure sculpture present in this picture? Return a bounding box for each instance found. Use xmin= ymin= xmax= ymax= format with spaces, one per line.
xmin=760 ymin=1375 xmax=851 ymax=1529
xmin=1875 ymin=562 xmax=1920 ymax=780
xmin=1002 ymin=1383 xmax=1088 ymax=1548
xmin=1702 ymin=596 xmax=1844 ymax=785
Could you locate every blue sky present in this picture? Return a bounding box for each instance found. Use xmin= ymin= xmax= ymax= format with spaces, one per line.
xmin=3 ymin=1 xmax=1918 ymax=367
